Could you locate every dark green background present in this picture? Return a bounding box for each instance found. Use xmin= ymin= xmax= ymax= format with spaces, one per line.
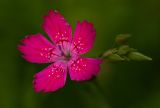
xmin=0 ymin=0 xmax=159 ymax=108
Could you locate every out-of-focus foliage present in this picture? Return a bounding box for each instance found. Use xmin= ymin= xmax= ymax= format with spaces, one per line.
xmin=0 ymin=0 xmax=159 ymax=108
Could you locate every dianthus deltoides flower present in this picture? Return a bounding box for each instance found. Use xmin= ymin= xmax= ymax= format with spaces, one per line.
xmin=18 ymin=10 xmax=102 ymax=93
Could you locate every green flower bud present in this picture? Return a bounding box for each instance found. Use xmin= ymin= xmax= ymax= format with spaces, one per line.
xmin=115 ymin=34 xmax=131 ymax=45
xmin=101 ymin=49 xmax=118 ymax=58
xmin=117 ymin=45 xmax=130 ymax=55
xmin=127 ymin=52 xmax=152 ymax=61
xmin=107 ymin=54 xmax=125 ymax=62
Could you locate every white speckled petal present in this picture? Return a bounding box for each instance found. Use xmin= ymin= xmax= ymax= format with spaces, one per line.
xmin=43 ymin=10 xmax=72 ymax=45
xmin=68 ymin=57 xmax=102 ymax=81
xmin=33 ymin=62 xmax=67 ymax=93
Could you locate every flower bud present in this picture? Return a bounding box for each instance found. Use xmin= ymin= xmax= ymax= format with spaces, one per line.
xmin=115 ymin=34 xmax=131 ymax=45
xmin=117 ymin=45 xmax=130 ymax=55
xmin=127 ymin=52 xmax=152 ymax=61
xmin=107 ymin=54 xmax=124 ymax=62
xmin=101 ymin=49 xmax=117 ymax=58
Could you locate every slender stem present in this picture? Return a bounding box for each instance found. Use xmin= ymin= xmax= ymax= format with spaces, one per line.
xmin=91 ymin=78 xmax=107 ymax=98
xmin=88 ymin=78 xmax=110 ymax=108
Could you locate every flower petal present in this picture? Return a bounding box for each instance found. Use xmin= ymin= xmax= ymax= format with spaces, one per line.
xmin=33 ymin=62 xmax=67 ymax=93
xmin=18 ymin=33 xmax=61 ymax=63
xmin=43 ymin=10 xmax=72 ymax=45
xmin=72 ymin=21 xmax=96 ymax=54
xmin=68 ymin=57 xmax=102 ymax=81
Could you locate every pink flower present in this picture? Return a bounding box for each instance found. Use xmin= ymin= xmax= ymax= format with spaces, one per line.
xmin=18 ymin=10 xmax=102 ymax=93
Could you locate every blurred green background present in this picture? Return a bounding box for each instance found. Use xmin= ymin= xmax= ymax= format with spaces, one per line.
xmin=0 ymin=0 xmax=159 ymax=108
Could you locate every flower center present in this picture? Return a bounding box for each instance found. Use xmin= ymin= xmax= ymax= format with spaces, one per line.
xmin=59 ymin=50 xmax=72 ymax=62
xmin=57 ymin=42 xmax=73 ymax=61
xmin=64 ymin=52 xmax=72 ymax=61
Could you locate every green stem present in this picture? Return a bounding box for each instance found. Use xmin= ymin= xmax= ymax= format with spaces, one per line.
xmin=87 ymin=78 xmax=110 ymax=108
